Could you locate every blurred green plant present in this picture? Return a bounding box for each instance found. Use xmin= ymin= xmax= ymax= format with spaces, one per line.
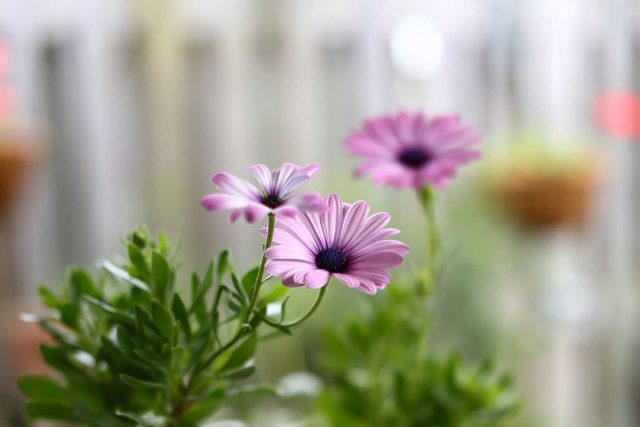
xmin=316 ymin=187 xmax=520 ymax=427
xmin=17 ymin=225 xmax=314 ymax=426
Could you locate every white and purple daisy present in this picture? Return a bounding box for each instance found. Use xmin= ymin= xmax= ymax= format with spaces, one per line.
xmin=201 ymin=162 xmax=324 ymax=223
xmin=345 ymin=111 xmax=482 ymax=189
xmin=264 ymin=194 xmax=409 ymax=295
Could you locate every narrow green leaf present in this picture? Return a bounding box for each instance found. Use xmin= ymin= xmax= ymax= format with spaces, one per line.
xmin=116 ymin=326 xmax=138 ymax=359
xmin=151 ymin=251 xmax=171 ymax=302
xmin=119 ymin=374 xmax=165 ymax=390
xmin=152 ymin=301 xmax=174 ymax=340
xmin=190 ymin=261 xmax=214 ymax=317
xmin=183 ymin=331 xmax=210 ymax=374
xmin=219 ymin=332 xmax=257 ymax=372
xmin=230 ymin=273 xmax=248 ymax=306
xmin=128 ymin=244 xmax=150 ymax=276
xmin=83 ymin=296 xmax=135 ymax=324
xmin=158 ymin=230 xmax=170 ymax=255
xmin=18 ymin=375 xmax=71 ymax=405
xmin=60 ymin=303 xmax=80 ymax=329
xmin=67 ymin=381 xmax=105 ymax=414
xmin=216 ymin=250 xmax=231 ymax=283
xmin=39 ymin=345 xmax=82 ymax=378
xmin=225 ymin=294 xmax=243 ymax=313
xmin=100 ymin=260 xmax=150 ymax=292
xmin=241 ymin=267 xmax=259 ymax=296
xmin=116 ymin=410 xmax=167 ymax=427
xmin=37 ymin=286 xmax=62 ymax=309
xmin=172 ymin=294 xmax=191 ymax=342
xmin=217 ymin=365 xmax=256 ymax=380
xmin=25 ymin=402 xmax=78 ymax=422
xmin=70 ymin=268 xmax=97 ymax=300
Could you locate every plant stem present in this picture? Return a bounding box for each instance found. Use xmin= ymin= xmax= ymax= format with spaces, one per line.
xmin=417 ymin=186 xmax=439 ymax=295
xmin=172 ymin=214 xmax=277 ymax=424
xmin=253 ymin=285 xmax=327 ymax=330
xmin=243 ymin=213 xmax=276 ymax=325
xmin=281 ymin=285 xmax=327 ymax=327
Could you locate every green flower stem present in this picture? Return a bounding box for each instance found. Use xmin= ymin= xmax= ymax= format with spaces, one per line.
xmin=417 ymin=186 xmax=439 ymax=295
xmin=243 ymin=213 xmax=276 ymax=324
xmin=174 ymin=214 xmax=277 ymax=423
xmin=253 ymin=285 xmax=327 ymax=329
xmin=281 ymin=285 xmax=327 ymax=327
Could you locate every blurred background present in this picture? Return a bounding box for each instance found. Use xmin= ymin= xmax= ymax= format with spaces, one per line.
xmin=1 ymin=0 xmax=640 ymax=426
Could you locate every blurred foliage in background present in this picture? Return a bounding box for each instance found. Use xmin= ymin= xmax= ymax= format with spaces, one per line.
xmin=316 ymin=278 xmax=520 ymax=427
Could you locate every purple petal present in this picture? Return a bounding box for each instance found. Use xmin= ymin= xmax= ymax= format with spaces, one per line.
xmin=212 ymin=172 xmax=260 ymax=200
xmin=303 ymin=269 xmax=331 ymax=288
xmin=201 ymin=194 xmax=248 ymax=211
xmin=248 ymin=164 xmax=273 ymax=193
xmin=244 ymin=203 xmax=271 ymax=223
xmin=287 ymin=192 xmax=325 ymax=213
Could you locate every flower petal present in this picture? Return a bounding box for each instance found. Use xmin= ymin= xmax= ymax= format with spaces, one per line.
xmin=249 ymin=164 xmax=273 ymax=193
xmin=212 ymin=172 xmax=260 ymax=199
xmin=201 ymin=194 xmax=248 ymax=211
xmin=244 ymin=203 xmax=271 ymax=223
xmin=303 ymin=269 xmax=331 ymax=288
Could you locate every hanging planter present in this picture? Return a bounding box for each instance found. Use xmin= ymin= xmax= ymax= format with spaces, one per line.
xmin=485 ymin=142 xmax=602 ymax=230
xmin=0 ymin=129 xmax=44 ymax=222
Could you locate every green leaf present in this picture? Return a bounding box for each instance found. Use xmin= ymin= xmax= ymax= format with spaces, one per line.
xmin=158 ymin=230 xmax=170 ymax=255
xmin=182 ymin=387 xmax=225 ymax=424
xmin=25 ymin=402 xmax=78 ymax=422
xmin=216 ymin=250 xmax=232 ymax=283
xmin=183 ymin=331 xmax=210 ymax=374
xmin=152 ymin=301 xmax=175 ymax=340
xmin=128 ymin=243 xmax=150 ymax=277
xmin=83 ymin=296 xmax=135 ymax=325
xmin=151 ymin=251 xmax=171 ymax=302
xmin=67 ymin=381 xmax=105 ymax=414
xmin=70 ymin=268 xmax=97 ymax=300
xmin=119 ymin=374 xmax=165 ymax=390
xmin=116 ymin=410 xmax=167 ymax=427
xmin=228 ymin=385 xmax=278 ymax=400
xmin=217 ymin=365 xmax=256 ymax=380
xmin=39 ymin=345 xmax=82 ymax=378
xmin=129 ymin=227 xmax=148 ymax=248
xmin=60 ymin=303 xmax=80 ymax=329
xmin=190 ymin=261 xmax=214 ymax=317
xmin=231 ymin=273 xmax=248 ymax=306
xmin=18 ymin=375 xmax=71 ymax=405
xmin=37 ymin=286 xmax=62 ymax=309
xmin=219 ymin=332 xmax=257 ymax=372
xmin=172 ymin=294 xmax=191 ymax=342
xmin=101 ymin=260 xmax=150 ymax=292
xmin=225 ymin=294 xmax=243 ymax=313
xmin=259 ymin=285 xmax=289 ymax=308
xmin=116 ymin=326 xmax=138 ymax=359
xmin=241 ymin=267 xmax=259 ymax=297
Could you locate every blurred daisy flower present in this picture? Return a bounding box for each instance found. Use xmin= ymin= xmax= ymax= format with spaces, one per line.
xmin=345 ymin=111 xmax=482 ymax=189
xmin=201 ymin=162 xmax=324 ymax=223
xmin=264 ymin=194 xmax=409 ymax=294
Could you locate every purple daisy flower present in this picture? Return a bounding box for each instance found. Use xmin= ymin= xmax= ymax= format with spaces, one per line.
xmin=345 ymin=111 xmax=482 ymax=189
xmin=201 ymin=162 xmax=324 ymax=223
xmin=264 ymin=194 xmax=409 ymax=295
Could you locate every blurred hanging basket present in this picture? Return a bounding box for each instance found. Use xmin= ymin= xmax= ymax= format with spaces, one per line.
xmin=0 ymin=128 xmax=44 ymax=223
xmin=485 ymin=142 xmax=602 ymax=230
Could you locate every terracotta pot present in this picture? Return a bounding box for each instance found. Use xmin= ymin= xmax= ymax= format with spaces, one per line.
xmin=488 ymin=155 xmax=601 ymax=229
xmin=0 ymin=130 xmax=42 ymax=222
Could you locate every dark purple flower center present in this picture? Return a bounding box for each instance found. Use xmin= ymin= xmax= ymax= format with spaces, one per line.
xmin=315 ymin=248 xmax=347 ymax=273
xmin=398 ymin=147 xmax=431 ymax=169
xmin=261 ymin=193 xmax=283 ymax=208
